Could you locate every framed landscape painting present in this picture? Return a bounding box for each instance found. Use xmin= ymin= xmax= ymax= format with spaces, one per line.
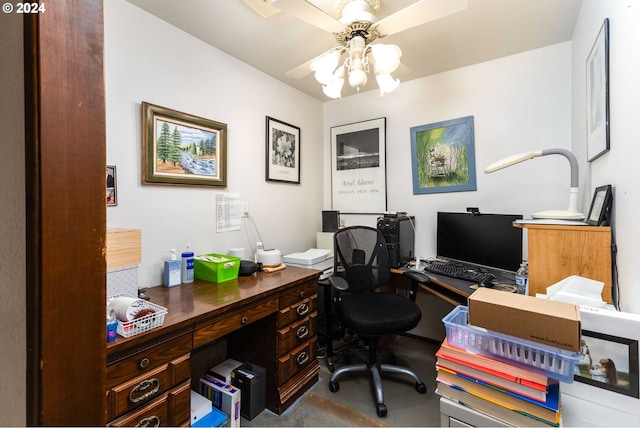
xmin=142 ymin=102 xmax=227 ymax=187
xmin=410 ymin=116 xmax=477 ymax=195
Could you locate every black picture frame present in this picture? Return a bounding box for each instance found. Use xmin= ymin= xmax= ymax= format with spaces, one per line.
xmin=586 ymin=18 xmax=610 ymax=161
xmin=574 ymin=329 xmax=640 ymax=399
xmin=106 ymin=165 xmax=117 ymax=206
xmin=265 ymin=116 xmax=301 ymax=184
xmin=586 ymin=184 xmax=613 ymax=226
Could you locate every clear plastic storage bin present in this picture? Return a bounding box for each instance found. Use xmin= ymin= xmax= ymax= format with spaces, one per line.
xmin=442 ymin=305 xmax=579 ymax=382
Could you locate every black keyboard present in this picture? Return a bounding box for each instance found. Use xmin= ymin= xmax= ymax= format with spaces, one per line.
xmin=424 ymin=262 xmax=495 ymax=284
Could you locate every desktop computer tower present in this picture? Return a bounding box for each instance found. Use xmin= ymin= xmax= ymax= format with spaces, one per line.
xmin=377 ymin=214 xmax=415 ymax=268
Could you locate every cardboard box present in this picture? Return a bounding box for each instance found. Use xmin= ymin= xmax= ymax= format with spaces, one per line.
xmin=468 ymin=288 xmax=581 ymax=352
xmin=199 ymin=377 xmax=241 ymax=428
xmin=208 ymin=358 xmax=243 ymax=385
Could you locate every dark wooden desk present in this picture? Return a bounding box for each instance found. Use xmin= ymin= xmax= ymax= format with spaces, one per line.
xmin=106 ymin=266 xmax=321 ymax=426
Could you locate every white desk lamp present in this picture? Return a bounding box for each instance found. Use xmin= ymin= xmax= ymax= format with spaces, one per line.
xmin=484 ymin=148 xmax=585 ymax=220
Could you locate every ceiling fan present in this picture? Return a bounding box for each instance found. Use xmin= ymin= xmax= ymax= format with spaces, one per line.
xmin=266 ymin=0 xmax=468 ymax=97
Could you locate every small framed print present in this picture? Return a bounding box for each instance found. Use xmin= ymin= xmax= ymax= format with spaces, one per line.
xmin=586 ymin=184 xmax=613 ymax=226
xmin=266 ymin=116 xmax=300 ymax=184
xmin=106 ymin=165 xmax=117 ymax=206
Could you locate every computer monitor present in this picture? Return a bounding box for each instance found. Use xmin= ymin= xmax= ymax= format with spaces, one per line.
xmin=436 ymin=212 xmax=523 ymax=280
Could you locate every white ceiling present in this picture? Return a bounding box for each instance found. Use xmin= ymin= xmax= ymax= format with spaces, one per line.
xmin=124 ymin=0 xmax=583 ymax=100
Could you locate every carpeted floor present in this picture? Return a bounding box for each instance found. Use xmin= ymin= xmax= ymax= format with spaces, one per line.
xmin=243 ymin=335 xmax=442 ymax=427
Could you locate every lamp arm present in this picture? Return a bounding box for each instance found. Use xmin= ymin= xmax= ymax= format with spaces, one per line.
xmin=541 ymin=148 xmax=578 ymax=188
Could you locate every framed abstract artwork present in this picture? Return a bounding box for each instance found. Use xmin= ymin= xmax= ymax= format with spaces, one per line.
xmin=410 ymin=116 xmax=477 ymax=194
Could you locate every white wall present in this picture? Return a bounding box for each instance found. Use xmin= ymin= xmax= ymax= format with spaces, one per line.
xmin=0 ymin=11 xmax=26 ymax=427
xmin=323 ymin=43 xmax=573 ymax=260
xmin=105 ymin=0 xmax=325 ymax=289
xmin=571 ymin=0 xmax=640 ymax=313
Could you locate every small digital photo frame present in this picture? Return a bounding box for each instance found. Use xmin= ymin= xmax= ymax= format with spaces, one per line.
xmin=586 ymin=184 xmax=612 ymax=226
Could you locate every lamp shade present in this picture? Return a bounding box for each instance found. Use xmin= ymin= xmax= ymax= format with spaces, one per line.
xmin=311 ymin=49 xmax=340 ymax=85
xmin=375 ymin=73 xmax=400 ymax=95
xmin=371 ymin=44 xmax=402 ymax=74
xmin=323 ymin=66 xmax=345 ymax=99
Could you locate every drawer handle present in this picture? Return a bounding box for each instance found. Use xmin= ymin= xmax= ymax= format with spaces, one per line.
xmin=296 ymin=351 xmax=309 ymax=366
xmin=299 ymin=290 xmax=305 ymax=298
xmin=135 ymin=415 xmax=160 ymax=427
xmin=296 ymin=303 xmax=309 ymax=317
xmin=296 ymin=325 xmax=309 ymax=340
xmin=241 ymin=316 xmax=248 ymax=325
xmin=139 ymin=358 xmax=150 ymax=369
xmin=128 ymin=378 xmax=160 ymax=404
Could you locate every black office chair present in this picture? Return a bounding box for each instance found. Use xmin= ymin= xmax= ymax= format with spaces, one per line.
xmin=327 ymin=226 xmax=428 ymax=417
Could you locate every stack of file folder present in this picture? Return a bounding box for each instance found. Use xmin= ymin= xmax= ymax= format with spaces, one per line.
xmin=436 ymin=338 xmax=561 ymax=427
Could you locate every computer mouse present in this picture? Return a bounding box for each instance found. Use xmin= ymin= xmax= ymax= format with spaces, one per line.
xmin=479 ymin=277 xmax=495 ymax=288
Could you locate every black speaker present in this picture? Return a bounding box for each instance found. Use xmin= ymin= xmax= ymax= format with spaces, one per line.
xmin=322 ymin=210 xmax=340 ymax=232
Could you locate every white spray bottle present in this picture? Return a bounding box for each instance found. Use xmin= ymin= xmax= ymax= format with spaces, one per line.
xmin=163 ymin=249 xmax=181 ymax=287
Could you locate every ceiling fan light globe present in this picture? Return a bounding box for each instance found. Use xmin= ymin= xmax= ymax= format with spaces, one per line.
xmin=371 ymin=44 xmax=402 ymax=74
xmin=375 ymin=73 xmax=399 ymax=95
xmin=323 ymin=66 xmax=345 ymax=98
xmin=311 ymin=50 xmax=341 ymax=85
xmin=348 ymin=68 xmax=368 ymax=90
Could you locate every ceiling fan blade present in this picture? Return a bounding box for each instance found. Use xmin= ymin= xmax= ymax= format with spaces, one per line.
xmin=285 ymin=58 xmax=315 ymax=79
xmin=375 ymin=0 xmax=468 ymax=37
xmin=273 ymin=0 xmax=345 ymax=33
xmin=239 ymin=0 xmax=281 ymax=18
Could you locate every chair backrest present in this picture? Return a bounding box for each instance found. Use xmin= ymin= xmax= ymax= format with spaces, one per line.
xmin=333 ymin=226 xmax=391 ymax=293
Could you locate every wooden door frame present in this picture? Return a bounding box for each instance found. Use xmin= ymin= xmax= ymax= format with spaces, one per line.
xmin=24 ymin=1 xmax=107 ymax=424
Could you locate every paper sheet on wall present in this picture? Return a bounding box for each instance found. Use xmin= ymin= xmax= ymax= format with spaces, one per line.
xmin=216 ymin=193 xmax=242 ymax=232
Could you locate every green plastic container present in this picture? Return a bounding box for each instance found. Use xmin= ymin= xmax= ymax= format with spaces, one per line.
xmin=194 ymin=253 xmax=241 ymax=283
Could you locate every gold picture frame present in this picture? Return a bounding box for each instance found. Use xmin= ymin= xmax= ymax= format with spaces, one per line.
xmin=142 ymin=102 xmax=227 ymax=186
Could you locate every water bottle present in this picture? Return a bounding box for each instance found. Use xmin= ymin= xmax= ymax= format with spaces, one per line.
xmin=181 ymin=245 xmax=194 ymax=283
xmin=515 ymin=261 xmax=528 ymax=295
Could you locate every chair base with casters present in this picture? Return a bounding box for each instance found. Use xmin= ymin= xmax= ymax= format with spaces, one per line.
xmin=328 ymin=334 xmax=427 ymax=417
xmin=327 ymin=267 xmax=430 ymax=417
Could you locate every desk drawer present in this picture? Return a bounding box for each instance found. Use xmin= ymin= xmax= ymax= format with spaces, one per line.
xmin=108 ymin=380 xmax=190 ymax=427
xmin=107 ymin=334 xmax=191 ymax=389
xmin=107 ymin=354 xmax=190 ymax=420
xmin=193 ymin=298 xmax=278 ymax=348
xmin=280 ymin=280 xmax=318 ymax=309
xmin=277 ymin=312 xmax=317 ymax=355
xmin=277 ymin=294 xmax=317 ymax=327
xmin=277 ymin=337 xmax=317 ymax=384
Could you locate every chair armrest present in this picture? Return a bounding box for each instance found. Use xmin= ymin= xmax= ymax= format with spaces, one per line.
xmin=403 ymin=270 xmax=430 ymax=302
xmin=329 ymin=275 xmax=349 ymax=292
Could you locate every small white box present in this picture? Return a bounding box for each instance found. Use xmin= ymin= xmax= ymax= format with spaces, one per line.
xmin=190 ymin=390 xmax=212 ymax=425
xmin=199 ymin=377 xmax=241 ymax=428
xmin=208 ymin=358 xmax=243 ymax=384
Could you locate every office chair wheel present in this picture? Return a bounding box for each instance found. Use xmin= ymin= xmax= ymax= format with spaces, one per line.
xmin=416 ymin=382 xmax=427 ymax=394
xmin=376 ymin=403 xmax=387 ymax=417
xmin=328 ymin=362 xmax=335 ymax=373
xmin=329 ymin=380 xmax=339 ymax=393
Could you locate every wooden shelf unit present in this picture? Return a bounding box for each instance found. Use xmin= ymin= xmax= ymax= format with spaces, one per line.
xmin=515 ymin=223 xmax=612 ymax=303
